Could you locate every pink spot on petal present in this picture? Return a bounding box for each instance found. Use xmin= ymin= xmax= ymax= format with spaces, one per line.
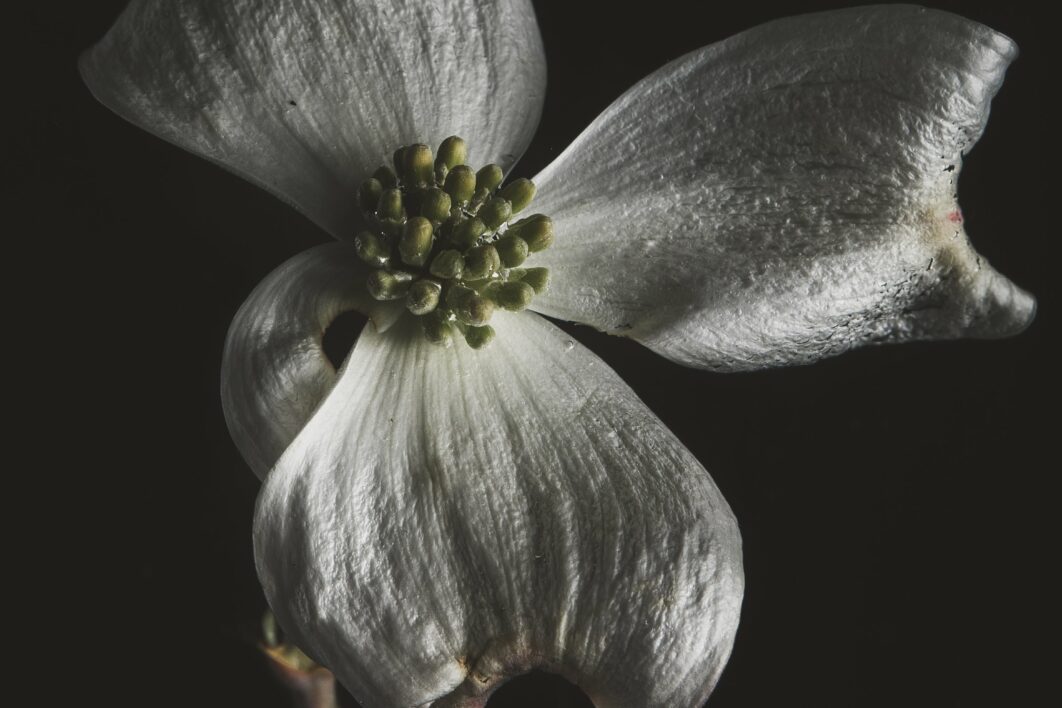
xmin=947 ymin=209 xmax=963 ymax=223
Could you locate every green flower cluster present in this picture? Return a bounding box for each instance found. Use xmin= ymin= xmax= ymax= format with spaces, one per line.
xmin=354 ymin=136 xmax=552 ymax=348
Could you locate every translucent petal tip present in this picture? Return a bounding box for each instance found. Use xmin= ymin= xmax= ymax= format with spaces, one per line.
xmin=964 ymin=268 xmax=1037 ymax=339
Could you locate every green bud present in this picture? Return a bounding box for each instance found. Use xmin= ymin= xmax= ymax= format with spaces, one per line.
xmin=406 ymin=279 xmax=442 ymax=315
xmin=492 ymin=280 xmax=535 ymax=311
xmin=475 ymin=164 xmax=504 ymax=193
xmin=429 ymin=249 xmax=464 ymax=280
xmin=437 ymin=136 xmax=467 ymax=169
xmin=399 ymin=216 xmax=434 ymax=267
xmin=521 ymin=267 xmax=550 ymax=294
xmin=456 ymin=292 xmax=495 ymax=326
xmin=463 ymin=244 xmax=501 ymax=280
xmin=451 ymin=218 xmax=486 ymax=250
xmin=443 ymin=165 xmax=477 ymax=205
xmin=354 ymin=230 xmax=389 ymax=267
xmin=479 ymin=197 xmax=512 ymax=230
xmin=373 ymin=165 xmax=398 ymax=189
xmin=499 ymin=178 xmax=536 ymax=214
xmin=420 ymin=187 xmax=452 ymax=222
xmin=403 ymin=144 xmax=435 ymax=186
xmin=463 ymin=324 xmax=495 ymax=350
xmin=510 ymin=214 xmax=553 ymax=252
xmin=494 ymin=234 xmax=529 ymax=267
xmin=422 ymin=311 xmax=454 ymax=348
xmin=358 ymin=178 xmax=383 ymax=213
xmin=377 ymin=188 xmax=404 ymax=221
xmin=366 ymin=270 xmax=411 ymax=300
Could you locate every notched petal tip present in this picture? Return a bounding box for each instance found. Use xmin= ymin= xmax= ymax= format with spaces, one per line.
xmin=254 ymin=312 xmax=743 ymax=708
xmin=530 ymin=4 xmax=1032 ymax=371
xmin=923 ymin=253 xmax=1037 ymax=341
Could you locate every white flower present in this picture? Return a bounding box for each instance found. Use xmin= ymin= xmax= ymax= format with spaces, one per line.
xmin=81 ymin=2 xmax=1033 ymax=706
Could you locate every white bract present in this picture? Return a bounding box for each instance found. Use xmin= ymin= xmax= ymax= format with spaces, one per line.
xmin=82 ymin=2 xmax=1033 ymax=706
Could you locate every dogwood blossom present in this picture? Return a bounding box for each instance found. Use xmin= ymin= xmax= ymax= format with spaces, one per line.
xmin=81 ymin=2 xmax=1033 ymax=706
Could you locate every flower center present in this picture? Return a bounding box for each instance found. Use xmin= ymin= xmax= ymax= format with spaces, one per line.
xmin=354 ymin=136 xmax=553 ymax=349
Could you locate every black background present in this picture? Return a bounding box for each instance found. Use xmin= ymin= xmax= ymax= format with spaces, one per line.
xmin=21 ymin=1 xmax=1051 ymax=706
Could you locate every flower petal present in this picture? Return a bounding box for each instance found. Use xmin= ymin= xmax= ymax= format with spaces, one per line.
xmin=254 ymin=312 xmax=743 ymax=707
xmin=81 ymin=0 xmax=546 ymax=239
xmin=530 ymin=6 xmax=1034 ymax=371
xmin=221 ymin=243 xmax=403 ymax=479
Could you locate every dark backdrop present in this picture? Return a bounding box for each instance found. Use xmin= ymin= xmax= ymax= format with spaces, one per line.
xmin=22 ymin=1 xmax=1051 ymax=706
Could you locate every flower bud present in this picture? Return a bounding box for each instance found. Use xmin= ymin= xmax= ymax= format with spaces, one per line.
xmin=366 ymin=270 xmax=411 ymax=300
xmin=475 ymin=164 xmax=504 ymax=193
xmin=444 ymin=165 xmax=477 ymax=205
xmin=429 ymin=250 xmax=464 ymax=280
xmin=354 ymin=230 xmax=389 ymax=267
xmin=406 ymin=279 xmax=442 ymax=315
xmin=399 ymin=217 xmax=434 ymax=267
xmin=499 ymin=178 xmax=535 ymax=214
xmin=464 ymin=244 xmax=501 ymax=281
xmin=420 ymin=187 xmax=452 ymax=222
xmin=479 ymin=197 xmax=512 ymax=230
xmin=494 ymin=234 xmax=529 ymax=267
xmin=437 ymin=136 xmax=467 ymax=170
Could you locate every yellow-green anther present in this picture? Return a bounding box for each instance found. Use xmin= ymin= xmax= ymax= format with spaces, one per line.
xmin=367 ymin=270 xmax=411 ymax=301
xmin=406 ymin=279 xmax=442 ymax=316
xmin=464 ymin=244 xmax=501 ymax=281
xmin=359 ymin=178 xmax=383 ymax=213
xmin=378 ymin=188 xmax=404 ymax=221
xmin=492 ymin=280 xmax=535 ymax=311
xmin=444 ymin=165 xmax=477 ymax=205
xmin=451 ymin=218 xmax=486 ymax=250
xmin=403 ymin=144 xmax=435 ymax=186
xmin=456 ymin=292 xmax=495 ymax=326
xmin=399 ymin=216 xmax=434 ymax=266
xmin=511 ymin=214 xmax=554 ymax=252
xmin=430 ymin=249 xmax=464 ymax=280
xmin=495 ymin=234 xmax=529 ymax=267
xmin=354 ymin=230 xmax=389 ymax=267
xmin=422 ymin=312 xmax=454 ymax=348
xmin=500 ymin=178 xmax=536 ymax=214
xmin=479 ymin=197 xmax=512 ymax=230
xmin=521 ymin=267 xmax=551 ymax=294
xmin=463 ymin=324 xmax=495 ymax=350
xmin=476 ymin=164 xmax=504 ymax=193
xmin=438 ymin=136 xmax=467 ymax=169
xmin=420 ymin=187 xmax=452 ymax=222
xmin=373 ymin=165 xmax=397 ymax=189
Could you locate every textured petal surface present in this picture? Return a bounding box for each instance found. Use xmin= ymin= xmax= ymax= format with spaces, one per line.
xmin=531 ymin=5 xmax=1034 ymax=371
xmin=221 ymin=243 xmax=402 ymax=479
xmin=254 ymin=313 xmax=743 ymax=707
xmin=81 ymin=0 xmax=546 ymax=239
